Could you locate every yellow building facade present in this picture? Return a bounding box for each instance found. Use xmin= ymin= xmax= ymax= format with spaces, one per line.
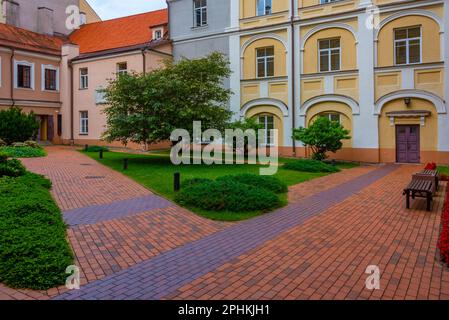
xmin=229 ymin=0 xmax=449 ymax=163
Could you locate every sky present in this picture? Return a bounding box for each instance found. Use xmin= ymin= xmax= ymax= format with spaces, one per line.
xmin=86 ymin=0 xmax=167 ymax=20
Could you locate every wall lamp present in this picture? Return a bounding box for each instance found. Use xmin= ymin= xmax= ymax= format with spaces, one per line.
xmin=404 ymin=97 xmax=411 ymax=107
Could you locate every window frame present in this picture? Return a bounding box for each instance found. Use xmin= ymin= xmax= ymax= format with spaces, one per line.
xmin=79 ymin=68 xmax=89 ymax=90
xmin=318 ymin=38 xmax=341 ymax=73
xmin=14 ymin=60 xmax=35 ymax=90
xmin=193 ymin=0 xmax=207 ymax=28
xmin=256 ymin=46 xmax=275 ymax=79
xmin=153 ymin=28 xmax=163 ymax=40
xmin=258 ymin=115 xmax=275 ymax=147
xmin=320 ymin=0 xmax=343 ymax=4
xmin=116 ymin=62 xmax=128 ymax=76
xmin=320 ymin=112 xmax=341 ymax=124
xmin=79 ymin=111 xmax=89 ymax=135
xmin=256 ymin=0 xmax=272 ymax=16
xmin=394 ymin=25 xmax=422 ymax=66
xmin=41 ymin=64 xmax=59 ymax=92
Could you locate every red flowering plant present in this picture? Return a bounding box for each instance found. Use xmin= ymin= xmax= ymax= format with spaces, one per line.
xmin=425 ymin=162 xmax=437 ymax=170
xmin=438 ymin=187 xmax=449 ymax=265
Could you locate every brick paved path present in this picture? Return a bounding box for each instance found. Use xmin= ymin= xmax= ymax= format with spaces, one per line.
xmin=1 ymin=147 xmax=448 ymax=300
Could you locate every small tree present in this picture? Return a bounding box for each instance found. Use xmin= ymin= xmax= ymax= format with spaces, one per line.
xmin=227 ymin=117 xmax=263 ymax=156
xmin=0 ymin=107 xmax=39 ymax=145
xmin=293 ymin=116 xmax=350 ymax=161
xmin=103 ymin=52 xmax=233 ymax=147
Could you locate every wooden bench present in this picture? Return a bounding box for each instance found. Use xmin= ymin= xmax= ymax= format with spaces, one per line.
xmin=403 ymin=177 xmax=434 ymax=211
xmin=413 ymin=169 xmax=439 ymax=194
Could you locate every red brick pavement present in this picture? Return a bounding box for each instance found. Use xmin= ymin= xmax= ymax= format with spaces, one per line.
xmin=166 ymin=166 xmax=449 ymax=300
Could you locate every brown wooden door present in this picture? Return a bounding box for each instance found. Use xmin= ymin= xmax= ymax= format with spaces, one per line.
xmin=396 ymin=125 xmax=420 ymax=163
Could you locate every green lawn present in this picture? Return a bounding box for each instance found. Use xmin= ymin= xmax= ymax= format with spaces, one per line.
xmin=84 ymin=150 xmax=357 ymax=221
xmin=439 ymin=166 xmax=449 ymax=175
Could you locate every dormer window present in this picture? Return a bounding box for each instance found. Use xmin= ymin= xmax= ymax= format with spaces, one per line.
xmin=153 ymin=28 xmax=163 ymax=40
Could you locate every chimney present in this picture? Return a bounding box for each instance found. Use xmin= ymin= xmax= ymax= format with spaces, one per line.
xmin=37 ymin=7 xmax=54 ymax=35
xmin=4 ymin=0 xmax=20 ymax=27
xmin=80 ymin=12 xmax=87 ymax=26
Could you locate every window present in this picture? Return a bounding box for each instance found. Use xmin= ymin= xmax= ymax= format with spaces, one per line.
xmin=194 ymin=0 xmax=207 ymax=27
xmin=95 ymin=87 xmax=107 ymax=104
xmin=320 ymin=0 xmax=342 ymax=3
xmin=80 ymin=111 xmax=88 ymax=134
xmin=257 ymin=0 xmax=272 ymax=16
xmin=256 ymin=47 xmax=274 ymax=78
xmin=117 ymin=62 xmax=127 ymax=76
xmin=259 ymin=115 xmax=275 ymax=146
xmin=80 ymin=68 xmax=88 ymax=89
xmin=57 ymin=114 xmax=62 ymax=136
xmin=42 ymin=65 xmax=59 ymax=91
xmin=394 ymin=26 xmax=421 ymax=65
xmin=319 ymin=38 xmax=340 ymax=72
xmin=153 ymin=28 xmax=163 ymax=40
xmin=320 ymin=113 xmax=341 ymax=124
xmin=16 ymin=64 xmax=32 ymax=89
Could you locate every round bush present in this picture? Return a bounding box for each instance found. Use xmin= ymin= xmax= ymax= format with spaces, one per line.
xmin=217 ymin=174 xmax=287 ymax=194
xmin=175 ymin=179 xmax=280 ymax=212
xmin=283 ymin=159 xmax=340 ymax=173
xmin=0 ymin=152 xmax=7 ymax=163
xmin=183 ymin=178 xmax=213 ymax=187
xmin=85 ymin=146 xmax=109 ymax=152
xmin=0 ymin=159 xmax=27 ymax=177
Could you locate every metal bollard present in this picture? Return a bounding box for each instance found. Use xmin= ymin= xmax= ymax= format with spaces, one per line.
xmin=99 ymin=149 xmax=103 ymax=159
xmin=174 ymin=172 xmax=181 ymax=192
xmin=123 ymin=158 xmax=128 ymax=170
xmin=84 ymin=144 xmax=88 ymax=151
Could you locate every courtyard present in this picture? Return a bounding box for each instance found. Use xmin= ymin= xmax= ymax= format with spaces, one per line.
xmin=0 ymin=146 xmax=448 ymax=300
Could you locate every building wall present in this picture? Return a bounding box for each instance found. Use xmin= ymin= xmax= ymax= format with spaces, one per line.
xmin=79 ymin=0 xmax=101 ymax=23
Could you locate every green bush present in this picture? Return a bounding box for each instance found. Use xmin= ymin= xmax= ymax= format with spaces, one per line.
xmin=283 ymin=159 xmax=340 ymax=173
xmin=0 ymin=146 xmax=47 ymax=158
xmin=0 ymin=159 xmax=27 ymax=177
xmin=183 ymin=178 xmax=213 ymax=187
xmin=0 ymin=174 xmax=73 ymax=290
xmin=175 ymin=179 xmax=280 ymax=212
xmin=24 ymin=140 xmax=40 ymax=148
xmin=0 ymin=107 xmax=39 ymax=145
xmin=217 ymin=174 xmax=288 ymax=194
xmin=0 ymin=139 xmax=6 ymax=147
xmin=0 ymin=152 xmax=7 ymax=163
xmin=85 ymin=145 xmax=110 ymax=152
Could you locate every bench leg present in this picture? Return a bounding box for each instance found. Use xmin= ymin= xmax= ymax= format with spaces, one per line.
xmin=406 ymin=191 xmax=410 ymax=209
xmin=426 ymin=193 xmax=432 ymax=212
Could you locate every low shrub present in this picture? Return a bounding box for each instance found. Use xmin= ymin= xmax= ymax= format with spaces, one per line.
xmin=283 ymin=159 xmax=340 ymax=173
xmin=425 ymin=162 xmax=437 ymax=170
xmin=0 ymin=139 xmax=6 ymax=147
xmin=175 ymin=179 xmax=281 ymax=212
xmin=183 ymin=178 xmax=213 ymax=187
xmin=217 ymin=174 xmax=288 ymax=194
xmin=11 ymin=142 xmax=26 ymax=148
xmin=85 ymin=145 xmax=109 ymax=152
xmin=0 ymin=158 xmax=27 ymax=177
xmin=0 ymin=146 xmax=47 ymax=158
xmin=24 ymin=140 xmax=40 ymax=148
xmin=438 ymin=187 xmax=449 ymax=266
xmin=0 ymin=173 xmax=73 ymax=290
xmin=0 ymin=152 xmax=7 ymax=163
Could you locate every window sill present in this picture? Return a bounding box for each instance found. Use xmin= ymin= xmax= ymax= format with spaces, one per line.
xmin=14 ymin=86 xmax=34 ymax=91
xmin=79 ymin=133 xmax=89 ymax=136
xmin=79 ymin=88 xmax=89 ymax=91
xmin=43 ymin=89 xmax=59 ymax=93
xmin=191 ymin=25 xmax=209 ymax=31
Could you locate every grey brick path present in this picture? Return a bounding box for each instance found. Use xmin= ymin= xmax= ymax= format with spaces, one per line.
xmin=64 ymin=195 xmax=173 ymax=226
xmin=56 ymin=165 xmax=398 ymax=300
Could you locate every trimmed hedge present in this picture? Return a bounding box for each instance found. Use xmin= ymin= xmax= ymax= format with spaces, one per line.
xmin=0 ymin=146 xmax=47 ymax=158
xmin=0 ymin=172 xmax=73 ymax=290
xmin=0 ymin=158 xmax=27 ymax=177
xmin=283 ymin=159 xmax=340 ymax=173
xmin=85 ymin=146 xmax=110 ymax=152
xmin=175 ymin=179 xmax=281 ymax=212
xmin=217 ymin=174 xmax=288 ymax=194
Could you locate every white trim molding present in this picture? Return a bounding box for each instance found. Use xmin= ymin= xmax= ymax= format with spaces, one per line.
xmin=13 ymin=60 xmax=35 ymax=90
xmin=240 ymin=33 xmax=288 ymax=58
xmin=299 ymin=94 xmax=360 ymax=116
xmin=41 ymin=64 xmax=60 ymax=92
xmin=300 ymin=23 xmax=358 ymax=51
xmin=240 ymin=98 xmax=289 ymax=117
xmin=374 ymin=90 xmax=446 ymax=115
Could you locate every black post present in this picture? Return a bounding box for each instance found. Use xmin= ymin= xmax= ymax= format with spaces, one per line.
xmin=99 ymin=149 xmax=103 ymax=159
xmin=84 ymin=144 xmax=88 ymax=151
xmin=174 ymin=172 xmax=181 ymax=192
xmin=331 ymin=159 xmax=336 ymax=166
xmin=123 ymin=158 xmax=128 ymax=170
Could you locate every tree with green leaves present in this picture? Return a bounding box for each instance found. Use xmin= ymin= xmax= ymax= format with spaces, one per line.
xmin=0 ymin=107 xmax=39 ymax=145
xmin=293 ymin=116 xmax=351 ymax=161
xmin=102 ymin=52 xmax=233 ymax=147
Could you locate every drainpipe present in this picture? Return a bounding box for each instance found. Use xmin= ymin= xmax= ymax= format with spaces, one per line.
xmin=9 ymin=47 xmax=15 ymax=107
xmin=69 ymin=61 xmax=74 ymax=145
xmin=290 ymin=0 xmax=297 ymax=157
xmin=142 ymin=49 xmax=147 ymax=75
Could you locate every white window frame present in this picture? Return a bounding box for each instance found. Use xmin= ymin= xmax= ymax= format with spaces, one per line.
xmin=193 ymin=0 xmax=207 ymax=28
xmin=79 ymin=68 xmax=88 ymax=89
xmin=318 ymin=38 xmax=341 ymax=73
xmin=14 ymin=60 xmax=35 ymax=90
xmin=258 ymin=115 xmax=275 ymax=147
xmin=321 ymin=112 xmax=341 ymax=124
xmin=394 ymin=26 xmax=422 ymax=66
xmin=41 ymin=64 xmax=59 ymax=92
xmin=320 ymin=0 xmax=342 ymax=4
xmin=256 ymin=47 xmax=275 ymax=78
xmin=257 ymin=0 xmax=272 ymax=16
xmin=153 ymin=27 xmax=163 ymax=40
xmin=116 ymin=62 xmax=128 ymax=76
xmin=79 ymin=111 xmax=88 ymax=135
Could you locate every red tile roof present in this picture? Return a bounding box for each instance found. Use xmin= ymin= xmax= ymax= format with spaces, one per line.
xmin=0 ymin=23 xmax=66 ymax=55
xmin=69 ymin=9 xmax=168 ymax=54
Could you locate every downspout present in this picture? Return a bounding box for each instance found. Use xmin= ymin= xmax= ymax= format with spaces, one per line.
xmin=69 ymin=61 xmax=74 ymax=144
xmin=10 ymin=47 xmax=15 ymax=107
xmin=142 ymin=49 xmax=147 ymax=75
xmin=290 ymin=0 xmax=296 ymax=157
